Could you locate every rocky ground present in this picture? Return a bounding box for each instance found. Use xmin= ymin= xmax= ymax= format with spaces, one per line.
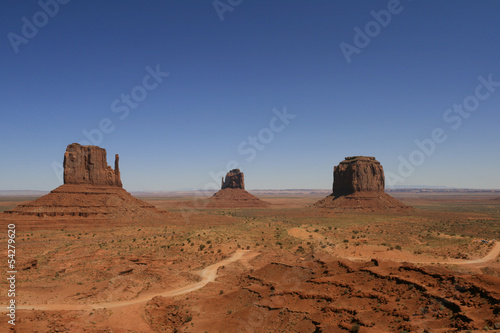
xmin=0 ymin=193 xmax=499 ymax=332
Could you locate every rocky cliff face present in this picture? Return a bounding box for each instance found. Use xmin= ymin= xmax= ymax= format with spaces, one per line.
xmin=63 ymin=143 xmax=122 ymax=187
xmin=333 ymin=156 xmax=384 ymax=195
xmin=221 ymin=169 xmax=245 ymax=190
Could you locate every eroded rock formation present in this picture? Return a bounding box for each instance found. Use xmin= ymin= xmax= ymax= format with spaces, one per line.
xmin=333 ymin=156 xmax=384 ymax=195
xmin=315 ymin=156 xmax=410 ymax=211
xmin=221 ymin=169 xmax=245 ymax=190
xmin=5 ymin=143 xmax=169 ymax=220
xmin=209 ymin=169 xmax=268 ymax=207
xmin=64 ymin=143 xmax=122 ymax=187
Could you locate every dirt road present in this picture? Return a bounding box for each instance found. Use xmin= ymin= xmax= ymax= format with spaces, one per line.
xmin=345 ymin=240 xmax=500 ymax=265
xmin=457 ymin=241 xmax=500 ymax=264
xmin=288 ymin=227 xmax=500 ymax=266
xmin=8 ymin=239 xmax=499 ymax=312
xmin=12 ymin=250 xmax=258 ymax=311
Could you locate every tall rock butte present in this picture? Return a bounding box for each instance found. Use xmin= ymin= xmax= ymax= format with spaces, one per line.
xmin=64 ymin=143 xmax=122 ymax=187
xmin=209 ymin=169 xmax=268 ymax=207
xmin=221 ymin=169 xmax=245 ymax=190
xmin=315 ymin=156 xmax=410 ymax=211
xmin=5 ymin=143 xmax=168 ymax=219
xmin=333 ymin=156 xmax=384 ymax=195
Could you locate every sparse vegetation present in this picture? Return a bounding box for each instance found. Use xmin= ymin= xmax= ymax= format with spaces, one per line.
xmin=350 ymin=324 xmax=360 ymax=333
xmin=2 ymin=191 xmax=499 ymax=331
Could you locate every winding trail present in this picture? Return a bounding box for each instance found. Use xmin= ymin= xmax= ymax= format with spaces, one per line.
xmin=455 ymin=241 xmax=500 ymax=265
xmin=288 ymin=227 xmax=500 ymax=266
xmin=344 ymin=240 xmax=500 ymax=265
xmin=10 ymin=250 xmax=258 ymax=312
xmin=6 ymin=238 xmax=499 ymax=313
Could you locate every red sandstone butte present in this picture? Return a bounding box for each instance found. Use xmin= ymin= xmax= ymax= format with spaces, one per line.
xmin=4 ymin=143 xmax=168 ymax=220
xmin=209 ymin=169 xmax=268 ymax=208
xmin=315 ymin=156 xmax=410 ymax=211
xmin=64 ymin=143 xmax=122 ymax=187
xmin=333 ymin=156 xmax=384 ymax=195
xmin=221 ymin=169 xmax=245 ymax=190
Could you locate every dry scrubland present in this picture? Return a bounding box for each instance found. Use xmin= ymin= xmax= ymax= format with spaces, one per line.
xmin=1 ymin=192 xmax=499 ymax=332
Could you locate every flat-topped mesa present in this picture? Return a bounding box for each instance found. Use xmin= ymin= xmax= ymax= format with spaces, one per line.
xmin=221 ymin=169 xmax=245 ymax=190
xmin=63 ymin=143 xmax=122 ymax=187
xmin=315 ymin=155 xmax=410 ymax=211
xmin=333 ymin=156 xmax=384 ymax=195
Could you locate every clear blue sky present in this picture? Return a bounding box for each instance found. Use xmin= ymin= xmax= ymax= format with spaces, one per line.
xmin=1 ymin=0 xmax=499 ymax=191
